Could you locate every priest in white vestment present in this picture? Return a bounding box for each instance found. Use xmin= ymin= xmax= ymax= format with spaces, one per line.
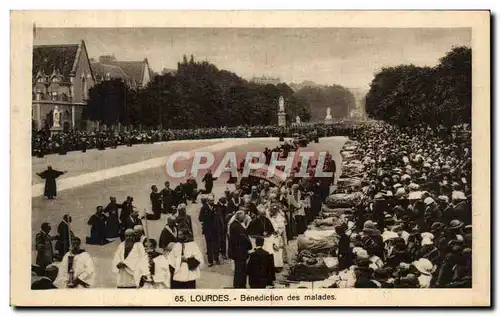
xmin=54 ymin=237 xmax=95 ymax=289
xmin=112 ymin=229 xmax=149 ymax=288
xmin=139 ymin=239 xmax=171 ymax=289
xmin=167 ymin=229 xmax=204 ymax=289
xmin=268 ymin=204 xmax=288 ymax=269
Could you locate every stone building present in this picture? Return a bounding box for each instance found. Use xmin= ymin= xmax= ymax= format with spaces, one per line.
xmin=90 ymin=55 xmax=154 ymax=89
xmin=32 ymin=40 xmax=95 ymax=131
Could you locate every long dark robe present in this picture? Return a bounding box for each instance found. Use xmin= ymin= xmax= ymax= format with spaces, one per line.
xmin=55 ymin=221 xmax=74 ymax=258
xmin=38 ymin=169 xmax=64 ymax=198
xmin=119 ymin=201 xmax=133 ymax=223
xmin=160 ymin=188 xmax=174 ymax=214
xmin=246 ymin=216 xmax=275 ymax=237
xmin=104 ymin=202 xmax=121 ymax=238
xmin=146 ymin=192 xmax=162 ymax=220
xmin=86 ymin=213 xmax=110 ymax=245
xmin=158 ymin=226 xmax=177 ymax=249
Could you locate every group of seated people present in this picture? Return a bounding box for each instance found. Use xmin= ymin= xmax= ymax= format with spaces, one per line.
xmin=313 ymin=122 xmax=472 ymax=288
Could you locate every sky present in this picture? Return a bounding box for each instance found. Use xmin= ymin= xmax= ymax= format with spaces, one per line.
xmin=34 ymin=27 xmax=471 ymax=90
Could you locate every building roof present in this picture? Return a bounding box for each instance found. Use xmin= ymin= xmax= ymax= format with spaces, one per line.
xmin=32 ymin=44 xmax=80 ymax=80
xmin=113 ymin=61 xmax=144 ymax=85
xmin=92 ymin=58 xmax=153 ymax=87
xmin=91 ymin=62 xmax=130 ymax=81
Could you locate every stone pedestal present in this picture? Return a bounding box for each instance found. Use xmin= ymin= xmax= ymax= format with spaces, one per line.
xmin=324 ymin=116 xmax=333 ymax=125
xmin=50 ymin=126 xmax=63 ymax=137
xmin=278 ymin=111 xmax=286 ymax=127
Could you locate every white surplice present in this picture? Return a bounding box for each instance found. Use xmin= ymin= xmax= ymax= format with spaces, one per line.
xmin=268 ymin=212 xmax=287 ymax=268
xmin=111 ymin=241 xmax=149 ymax=288
xmin=140 ymin=254 xmax=171 ymax=289
xmin=167 ymin=241 xmax=204 ymax=283
xmin=54 ymin=251 xmax=95 ymax=289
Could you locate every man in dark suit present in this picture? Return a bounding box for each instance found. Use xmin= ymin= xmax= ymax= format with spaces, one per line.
xmin=35 ymin=222 xmax=56 ymax=271
xmin=228 ymin=211 xmax=252 ymax=288
xmin=160 ymin=181 xmax=174 ymax=214
xmin=119 ymin=196 xmax=134 ymax=223
xmin=121 ymin=210 xmax=142 ymax=241
xmin=199 ymin=195 xmax=223 ymax=266
xmin=246 ymin=237 xmax=275 ymax=289
xmin=55 ymin=215 xmax=74 ymax=260
xmin=31 ymin=265 xmax=58 ymax=290
xmin=216 ymin=197 xmax=229 ymax=259
xmin=146 ymin=185 xmax=162 ymax=220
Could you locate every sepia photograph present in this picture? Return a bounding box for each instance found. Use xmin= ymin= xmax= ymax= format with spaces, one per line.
xmin=10 ymin=10 xmax=490 ymax=307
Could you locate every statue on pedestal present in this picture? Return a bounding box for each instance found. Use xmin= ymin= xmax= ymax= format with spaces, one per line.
xmin=324 ymin=107 xmax=333 ymax=125
xmin=295 ymin=116 xmax=301 ymax=124
xmin=277 ymin=95 xmax=286 ymax=127
xmin=53 ymin=106 xmax=61 ymax=128
xmin=325 ymin=107 xmax=332 ymax=120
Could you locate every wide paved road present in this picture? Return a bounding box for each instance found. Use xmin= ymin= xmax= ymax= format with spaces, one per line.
xmin=31 ymin=137 xmax=346 ymax=289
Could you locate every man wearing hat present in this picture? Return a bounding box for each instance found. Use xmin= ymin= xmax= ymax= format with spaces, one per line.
xmin=372 ymin=268 xmax=394 ymax=288
xmin=418 ymin=234 xmax=440 ymax=266
xmin=385 ymin=237 xmax=410 ymax=269
xmin=452 ymin=191 xmax=471 ymax=225
xmin=361 ymin=220 xmax=384 ymax=260
xmin=423 ymin=197 xmax=441 ymax=232
xmin=354 ymin=257 xmax=377 ymax=288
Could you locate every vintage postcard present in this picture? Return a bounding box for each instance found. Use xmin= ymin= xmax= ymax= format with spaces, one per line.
xmin=10 ymin=11 xmax=490 ymax=307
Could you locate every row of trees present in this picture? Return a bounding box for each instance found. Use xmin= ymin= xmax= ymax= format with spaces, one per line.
xmin=294 ymin=84 xmax=356 ymax=121
xmin=365 ymin=46 xmax=471 ymax=127
xmin=85 ymin=57 xmax=312 ymax=129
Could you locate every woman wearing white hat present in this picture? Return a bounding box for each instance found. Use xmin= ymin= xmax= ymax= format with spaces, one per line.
xmin=411 ymin=258 xmax=436 ymax=288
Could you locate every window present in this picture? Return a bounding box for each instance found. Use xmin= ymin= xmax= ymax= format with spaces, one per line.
xmin=81 ymin=76 xmax=86 ymax=99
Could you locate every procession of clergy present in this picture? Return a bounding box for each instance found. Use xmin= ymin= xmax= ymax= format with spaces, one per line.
xmin=33 ymin=152 xmax=335 ymax=290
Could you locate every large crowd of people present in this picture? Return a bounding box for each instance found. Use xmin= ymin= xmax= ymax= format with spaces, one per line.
xmin=32 ymin=121 xmax=472 ymax=290
xmin=287 ymin=122 xmax=472 ymax=288
xmin=31 ymin=122 xmax=366 ymax=157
